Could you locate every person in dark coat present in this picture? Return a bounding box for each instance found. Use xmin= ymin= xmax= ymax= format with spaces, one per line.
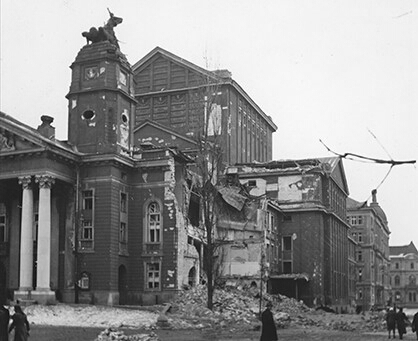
xmin=8 ymin=305 xmax=29 ymax=341
xmin=0 ymin=304 xmax=10 ymax=341
xmin=386 ymin=307 xmax=396 ymax=339
xmin=260 ymin=301 xmax=278 ymax=341
xmin=396 ymin=307 xmax=409 ymax=340
xmin=412 ymin=311 xmax=418 ymax=340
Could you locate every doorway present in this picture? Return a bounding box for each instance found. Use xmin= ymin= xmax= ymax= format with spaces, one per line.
xmin=118 ymin=265 xmax=127 ymax=305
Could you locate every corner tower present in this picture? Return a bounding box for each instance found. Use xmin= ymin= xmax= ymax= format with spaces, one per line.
xmin=66 ymin=13 xmax=136 ymax=154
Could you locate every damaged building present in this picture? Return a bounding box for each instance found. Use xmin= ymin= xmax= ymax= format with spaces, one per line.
xmin=0 ymin=18 xmax=278 ymax=306
xmin=215 ymin=184 xmax=281 ymax=287
xmin=224 ymin=157 xmax=353 ymax=312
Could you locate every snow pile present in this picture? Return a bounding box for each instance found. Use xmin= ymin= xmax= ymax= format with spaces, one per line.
xmin=23 ymin=304 xmax=158 ymax=329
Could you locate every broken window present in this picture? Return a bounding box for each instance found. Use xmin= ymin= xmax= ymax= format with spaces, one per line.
xmin=147 ymin=202 xmax=161 ymax=243
xmin=188 ymin=191 xmax=200 ymax=227
xmin=147 ymin=263 xmax=160 ymax=290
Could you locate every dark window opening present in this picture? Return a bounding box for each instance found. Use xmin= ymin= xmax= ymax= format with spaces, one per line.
xmin=188 ymin=193 xmax=200 ymax=227
xmin=283 ymin=236 xmax=292 ymax=251
xmin=283 ymin=261 xmax=292 ymax=273
xmin=82 ymin=110 xmax=95 ymax=120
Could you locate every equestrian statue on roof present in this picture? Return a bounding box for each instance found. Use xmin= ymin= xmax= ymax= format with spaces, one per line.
xmin=82 ymin=8 xmax=123 ymax=48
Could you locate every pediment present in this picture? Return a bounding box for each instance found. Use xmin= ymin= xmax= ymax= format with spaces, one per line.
xmin=0 ymin=128 xmax=44 ymax=153
xmin=134 ymin=120 xmax=198 ymax=152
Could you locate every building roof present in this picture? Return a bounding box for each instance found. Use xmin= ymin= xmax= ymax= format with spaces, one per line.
xmin=346 ymin=197 xmax=365 ymax=210
xmin=390 ymin=241 xmax=418 ymax=257
xmin=132 ymin=46 xmax=277 ymax=131
xmin=347 ymin=189 xmax=388 ymax=227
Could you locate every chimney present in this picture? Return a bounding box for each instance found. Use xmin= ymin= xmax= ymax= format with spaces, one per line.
xmin=37 ymin=115 xmax=55 ymax=139
xmin=371 ymin=189 xmax=377 ymax=204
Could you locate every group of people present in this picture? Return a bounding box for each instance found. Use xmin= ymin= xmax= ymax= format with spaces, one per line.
xmin=0 ymin=302 xmax=30 ymax=341
xmin=386 ymin=306 xmax=418 ymax=340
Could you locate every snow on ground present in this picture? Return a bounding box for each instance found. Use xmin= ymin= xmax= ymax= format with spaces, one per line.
xmin=16 ymin=304 xmax=159 ymax=329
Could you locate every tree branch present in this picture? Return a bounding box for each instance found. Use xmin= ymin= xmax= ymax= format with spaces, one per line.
xmin=319 ymin=139 xmax=416 ymax=166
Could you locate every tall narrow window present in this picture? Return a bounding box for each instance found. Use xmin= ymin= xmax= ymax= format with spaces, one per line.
xmin=80 ymin=220 xmax=93 ymax=250
xmin=282 ymin=236 xmax=292 ymax=273
xmin=80 ymin=190 xmax=94 ymax=251
xmin=147 ymin=263 xmax=160 ymax=290
xmin=120 ymin=193 xmax=127 ymax=213
xmin=120 ymin=222 xmax=127 ymax=244
xmin=148 ymin=202 xmax=161 ymax=243
xmin=83 ymin=190 xmax=94 ymax=210
xmin=0 ymin=213 xmax=6 ymax=242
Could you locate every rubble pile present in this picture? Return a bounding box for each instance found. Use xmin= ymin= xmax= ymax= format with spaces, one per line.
xmin=95 ymin=328 xmax=159 ymax=341
xmin=169 ymin=284 xmax=389 ymax=333
xmin=169 ymin=284 xmax=311 ymax=329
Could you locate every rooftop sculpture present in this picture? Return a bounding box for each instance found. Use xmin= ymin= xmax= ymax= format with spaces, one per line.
xmin=82 ymin=9 xmax=123 ymax=48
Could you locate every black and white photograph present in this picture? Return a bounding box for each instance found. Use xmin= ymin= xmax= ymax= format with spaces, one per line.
xmin=1 ymin=1 xmax=417 ymax=340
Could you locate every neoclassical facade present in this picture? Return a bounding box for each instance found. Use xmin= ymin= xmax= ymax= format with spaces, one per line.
xmin=389 ymin=242 xmax=418 ymax=308
xmin=0 ymin=19 xmax=277 ymax=306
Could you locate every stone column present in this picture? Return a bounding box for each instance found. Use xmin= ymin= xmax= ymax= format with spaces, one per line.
xmin=32 ymin=174 xmax=56 ymax=304
xmin=17 ymin=176 xmax=34 ymax=293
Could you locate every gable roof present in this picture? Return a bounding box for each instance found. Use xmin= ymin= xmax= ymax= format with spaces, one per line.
xmin=390 ymin=241 xmax=418 ymax=257
xmin=134 ymin=119 xmax=198 ymax=149
xmin=132 ymin=46 xmax=277 ymax=131
xmin=0 ymin=111 xmax=77 ymax=157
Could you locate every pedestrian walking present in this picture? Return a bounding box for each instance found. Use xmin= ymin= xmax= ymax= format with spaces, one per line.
xmin=395 ymin=307 xmax=409 ymax=340
xmin=8 ymin=305 xmax=29 ymax=341
xmin=386 ymin=307 xmax=396 ymax=339
xmin=260 ymin=301 xmax=278 ymax=341
xmin=412 ymin=311 xmax=418 ymax=340
xmin=0 ymin=304 xmax=10 ymax=341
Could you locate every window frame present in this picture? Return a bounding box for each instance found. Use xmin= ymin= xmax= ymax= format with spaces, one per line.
xmin=80 ymin=189 xmax=95 ymax=252
xmin=145 ymin=262 xmax=161 ymax=291
xmin=146 ymin=201 xmax=162 ymax=243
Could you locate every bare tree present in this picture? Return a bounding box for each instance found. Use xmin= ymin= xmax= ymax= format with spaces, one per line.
xmin=187 ymin=69 xmax=227 ymax=309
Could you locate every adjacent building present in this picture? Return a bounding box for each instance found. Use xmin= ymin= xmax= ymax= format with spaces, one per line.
xmin=346 ymin=190 xmax=391 ymax=311
xmin=225 ymin=157 xmax=352 ymax=312
xmin=389 ymin=241 xmax=418 ymax=308
xmin=132 ymin=47 xmax=277 ymax=165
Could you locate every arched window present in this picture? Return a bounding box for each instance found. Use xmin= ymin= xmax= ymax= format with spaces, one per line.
xmin=147 ymin=202 xmax=161 ymax=243
xmin=410 ymin=275 xmax=416 ymax=285
xmin=395 ymin=275 xmax=400 ymax=286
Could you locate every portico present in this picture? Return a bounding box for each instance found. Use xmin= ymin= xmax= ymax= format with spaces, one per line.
xmin=14 ymin=174 xmax=56 ymax=304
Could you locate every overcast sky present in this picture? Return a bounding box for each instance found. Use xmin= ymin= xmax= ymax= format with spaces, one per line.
xmin=1 ymin=0 xmax=417 ymax=246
